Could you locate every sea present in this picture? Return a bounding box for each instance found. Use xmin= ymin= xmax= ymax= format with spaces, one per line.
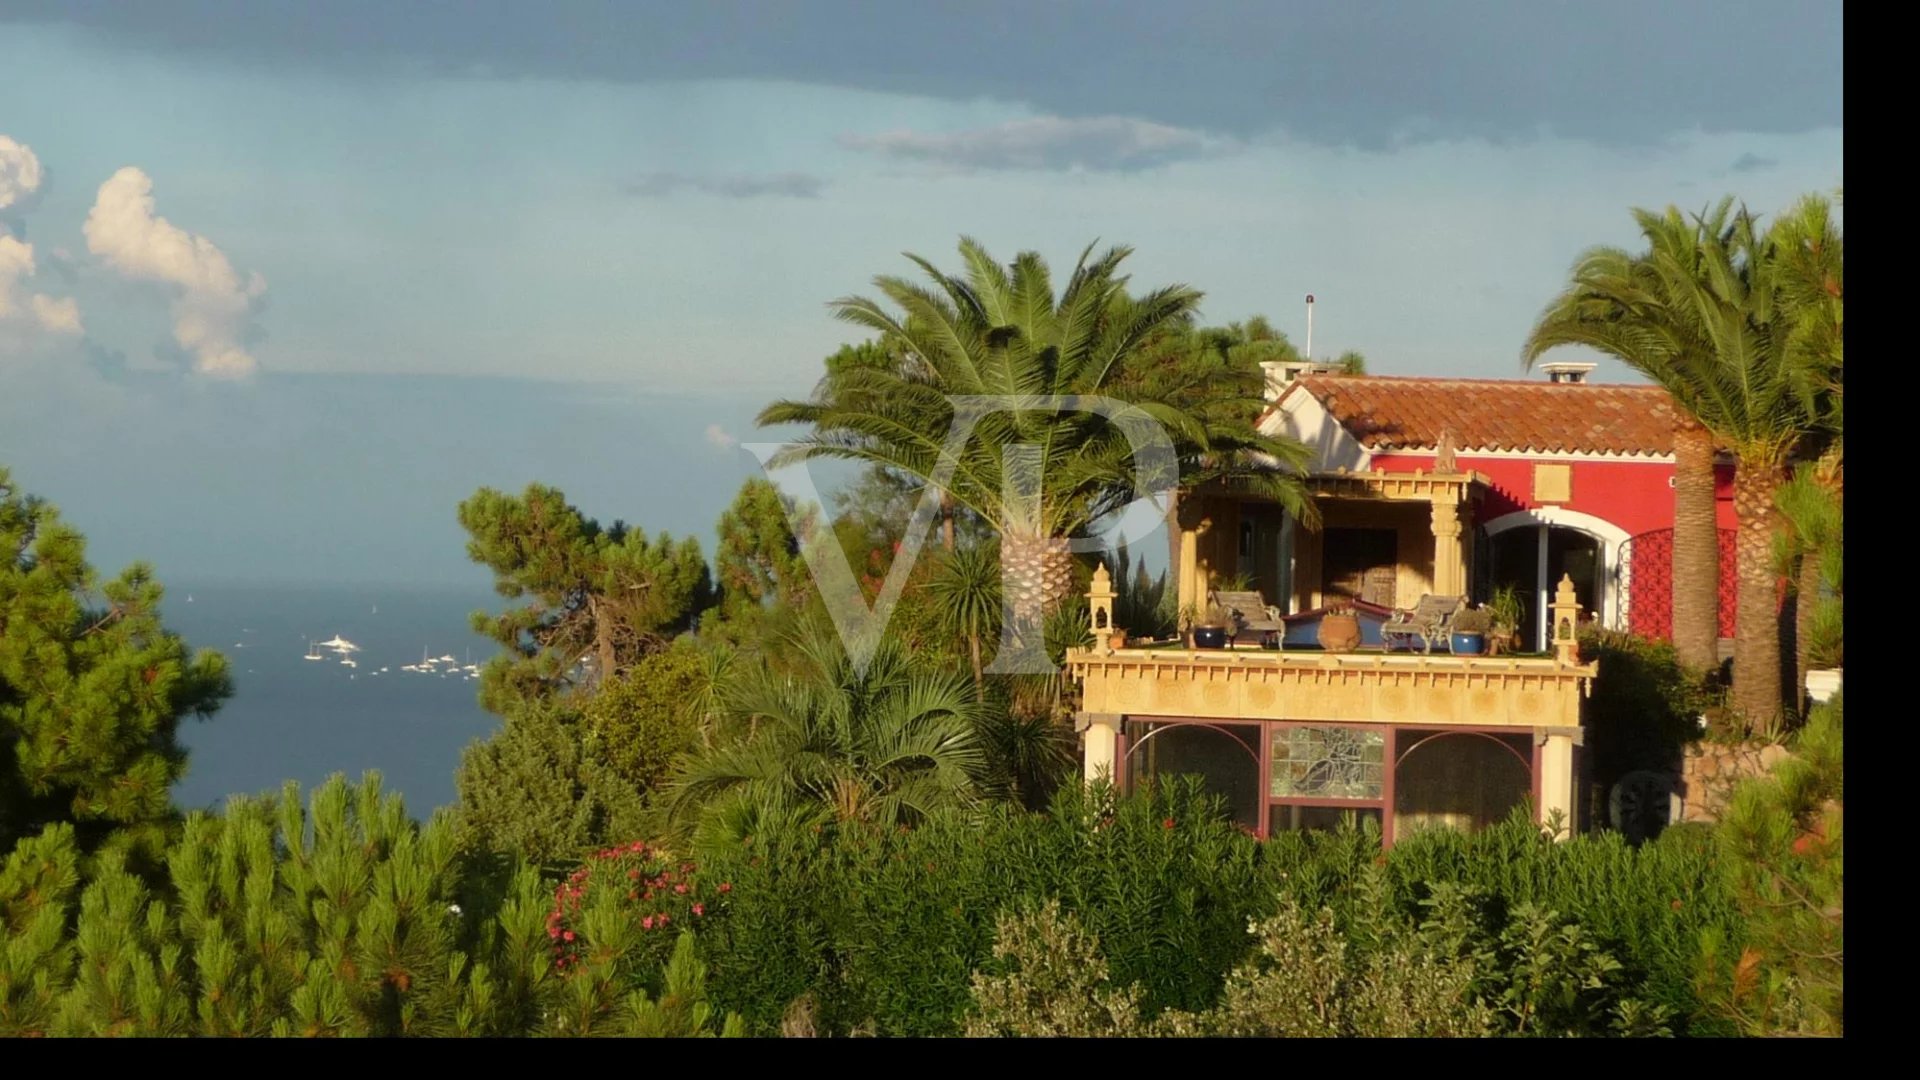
xmin=163 ymin=581 xmax=506 ymax=818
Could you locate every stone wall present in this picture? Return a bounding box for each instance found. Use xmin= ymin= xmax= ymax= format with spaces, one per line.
xmin=1677 ymin=741 xmax=1790 ymax=824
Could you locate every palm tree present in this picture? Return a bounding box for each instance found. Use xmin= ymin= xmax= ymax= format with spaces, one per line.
xmin=1526 ymin=199 xmax=1819 ymax=728
xmin=666 ymin=619 xmax=986 ymax=854
xmin=1523 ymin=208 xmax=1726 ymax=676
xmin=759 ymin=238 xmax=1314 ymax=636
xmin=926 ymin=541 xmax=1003 ymax=694
xmin=1765 ymin=194 xmax=1843 ymax=702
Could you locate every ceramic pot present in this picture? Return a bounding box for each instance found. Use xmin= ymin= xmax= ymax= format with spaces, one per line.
xmin=1317 ymin=611 xmax=1361 ymax=652
xmin=1449 ymin=631 xmax=1487 ymax=656
xmin=1192 ymin=625 xmax=1229 ymax=649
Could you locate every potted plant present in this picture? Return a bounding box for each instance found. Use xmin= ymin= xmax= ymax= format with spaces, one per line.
xmin=1316 ymin=598 xmax=1362 ymax=652
xmin=1485 ymin=584 xmax=1525 ymax=654
xmin=1109 ymin=626 xmax=1130 ymax=651
xmin=1193 ymin=598 xmax=1231 ymax=649
xmin=1449 ymin=606 xmax=1492 ymax=655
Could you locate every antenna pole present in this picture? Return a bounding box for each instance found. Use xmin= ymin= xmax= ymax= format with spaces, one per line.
xmin=1305 ymin=294 xmax=1315 ymax=360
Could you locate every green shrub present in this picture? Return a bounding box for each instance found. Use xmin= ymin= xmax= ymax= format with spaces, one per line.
xmin=1577 ymin=628 xmax=1709 ymax=791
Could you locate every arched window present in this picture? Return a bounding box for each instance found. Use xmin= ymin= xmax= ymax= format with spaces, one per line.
xmin=1483 ymin=510 xmax=1627 ymax=650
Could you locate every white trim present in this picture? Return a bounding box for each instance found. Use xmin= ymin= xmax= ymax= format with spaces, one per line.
xmin=1482 ymin=508 xmax=1632 ymax=636
xmin=1262 ymin=391 xmax=1373 ymax=474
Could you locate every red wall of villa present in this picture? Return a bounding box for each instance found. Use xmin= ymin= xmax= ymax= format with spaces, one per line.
xmin=1367 ymin=453 xmax=1736 ymax=535
xmin=1370 ymin=452 xmax=1739 ymax=639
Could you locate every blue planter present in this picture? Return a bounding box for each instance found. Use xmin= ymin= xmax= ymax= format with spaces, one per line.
xmin=1449 ymin=632 xmax=1486 ymax=656
xmin=1193 ymin=625 xmax=1229 ymax=649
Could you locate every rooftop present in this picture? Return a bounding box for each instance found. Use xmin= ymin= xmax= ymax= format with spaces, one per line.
xmin=1272 ymin=374 xmax=1679 ymax=457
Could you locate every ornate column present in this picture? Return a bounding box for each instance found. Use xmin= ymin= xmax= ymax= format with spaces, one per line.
xmin=1536 ymin=727 xmax=1582 ymax=839
xmin=1176 ymin=499 xmax=1213 ymax=625
xmin=1429 ymin=493 xmax=1465 ymax=598
xmin=1077 ymin=712 xmax=1122 ymax=782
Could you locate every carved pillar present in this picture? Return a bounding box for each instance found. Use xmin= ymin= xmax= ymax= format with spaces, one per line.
xmin=1429 ymin=494 xmax=1465 ymax=598
xmin=1079 ymin=712 xmax=1122 ymax=783
xmin=1176 ymin=499 xmax=1213 ymax=626
xmin=1537 ymin=729 xmax=1579 ymax=839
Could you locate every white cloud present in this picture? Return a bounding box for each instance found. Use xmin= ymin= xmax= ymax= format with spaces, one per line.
xmin=839 ymin=115 xmax=1218 ymax=172
xmin=84 ymin=166 xmax=266 ymax=377
xmin=0 ymin=135 xmax=43 ymax=212
xmin=0 ymin=233 xmax=83 ymax=342
xmin=704 ymin=423 xmax=738 ymax=450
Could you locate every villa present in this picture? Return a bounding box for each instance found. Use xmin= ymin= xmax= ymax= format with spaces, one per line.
xmin=1068 ymin=360 xmax=1736 ymax=843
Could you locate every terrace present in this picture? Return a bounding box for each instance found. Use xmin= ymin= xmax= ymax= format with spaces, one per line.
xmin=1067 ymin=467 xmax=1601 ymax=843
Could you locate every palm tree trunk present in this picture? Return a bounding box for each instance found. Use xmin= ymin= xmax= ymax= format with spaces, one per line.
xmin=1793 ymin=549 xmax=1821 ymax=710
xmin=1671 ymin=418 xmax=1721 ymax=673
xmin=1731 ymin=458 xmax=1787 ymax=732
xmin=941 ymin=490 xmax=956 ymax=552
xmin=968 ymin=632 xmax=984 ymax=699
xmin=1003 ymin=530 xmax=1075 ymax=633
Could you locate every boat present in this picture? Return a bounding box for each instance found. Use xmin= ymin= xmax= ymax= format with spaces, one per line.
xmin=341 ymin=658 xmax=358 ymax=669
xmin=304 ymin=640 xmax=325 ymax=661
xmin=319 ymin=635 xmax=360 ymax=653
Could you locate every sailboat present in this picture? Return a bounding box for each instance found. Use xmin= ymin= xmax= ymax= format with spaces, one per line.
xmin=319 ymin=635 xmax=360 ymax=653
xmin=304 ymin=640 xmax=324 ymax=661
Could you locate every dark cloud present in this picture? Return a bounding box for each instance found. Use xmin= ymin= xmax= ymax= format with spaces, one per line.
xmin=3 ymin=1 xmax=1842 ymax=150
xmin=82 ymin=339 xmax=128 ymax=380
xmin=1728 ymin=152 xmax=1779 ymax=174
xmin=840 ymin=116 xmax=1213 ymax=172
xmin=623 ymin=171 xmax=824 ymax=199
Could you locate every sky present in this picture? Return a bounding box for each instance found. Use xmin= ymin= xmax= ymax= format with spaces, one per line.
xmin=0 ymin=2 xmax=1844 ymax=587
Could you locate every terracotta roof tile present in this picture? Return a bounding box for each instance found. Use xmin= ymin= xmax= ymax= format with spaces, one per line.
xmin=1277 ymin=375 xmax=1678 ymax=457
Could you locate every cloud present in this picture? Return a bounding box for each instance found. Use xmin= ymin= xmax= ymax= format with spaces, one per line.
xmin=0 ymin=134 xmax=43 ymax=213
xmin=5 ymin=3 xmax=1841 ymax=149
xmin=1 ymin=233 xmax=83 ymax=343
xmin=1728 ymin=152 xmax=1778 ymax=174
xmin=83 ymin=166 xmax=265 ymax=377
xmin=840 ymin=115 xmax=1216 ymax=172
xmin=623 ymin=171 xmax=825 ymax=199
xmin=704 ymin=423 xmax=738 ymax=450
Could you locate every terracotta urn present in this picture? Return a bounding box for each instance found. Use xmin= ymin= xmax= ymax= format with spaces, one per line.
xmin=1109 ymin=629 xmax=1129 ymax=651
xmin=1317 ymin=609 xmax=1362 ymax=652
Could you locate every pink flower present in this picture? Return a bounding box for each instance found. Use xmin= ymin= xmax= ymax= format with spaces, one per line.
xmin=718 ymin=882 xmax=732 ymax=894
xmin=642 ymin=916 xmax=655 ymax=930
xmin=693 ymin=903 xmax=705 ymax=917
xmin=562 ymin=930 xmax=575 ymax=942
xmin=674 ymin=883 xmax=688 ymax=895
xmin=628 ymin=868 xmax=641 ymax=880
xmin=548 ymin=927 xmax=561 ymax=939
xmin=1163 ymin=818 xmax=1176 ymax=830
xmin=630 ymin=841 xmax=646 ymax=853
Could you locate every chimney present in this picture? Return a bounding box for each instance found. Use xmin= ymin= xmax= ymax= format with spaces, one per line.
xmin=1540 ymin=361 xmax=1596 ymax=385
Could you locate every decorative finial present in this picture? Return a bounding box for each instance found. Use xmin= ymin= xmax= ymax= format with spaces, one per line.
xmin=1436 ymin=427 xmax=1458 ymax=474
xmin=1089 ymin=563 xmax=1117 ymax=654
xmin=1549 ymin=573 xmax=1582 ymax=665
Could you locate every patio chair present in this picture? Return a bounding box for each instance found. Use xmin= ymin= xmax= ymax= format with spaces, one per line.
xmin=1209 ymin=590 xmax=1286 ymax=649
xmin=1381 ymin=594 xmax=1465 ymax=654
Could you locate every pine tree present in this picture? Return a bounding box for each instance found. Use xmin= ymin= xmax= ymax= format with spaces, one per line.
xmin=1699 ymin=693 xmax=1843 ymax=1036
xmin=458 ymin=484 xmax=712 ymax=713
xmin=705 ymin=478 xmax=814 ymax=645
xmin=1 ymin=468 xmax=231 ymax=864
xmin=453 ymin=701 xmax=649 ymax=872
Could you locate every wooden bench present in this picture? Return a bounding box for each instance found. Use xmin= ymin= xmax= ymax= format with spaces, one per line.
xmin=1381 ymin=595 xmax=1464 ymax=654
xmin=1209 ymin=590 xmax=1286 ymax=649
